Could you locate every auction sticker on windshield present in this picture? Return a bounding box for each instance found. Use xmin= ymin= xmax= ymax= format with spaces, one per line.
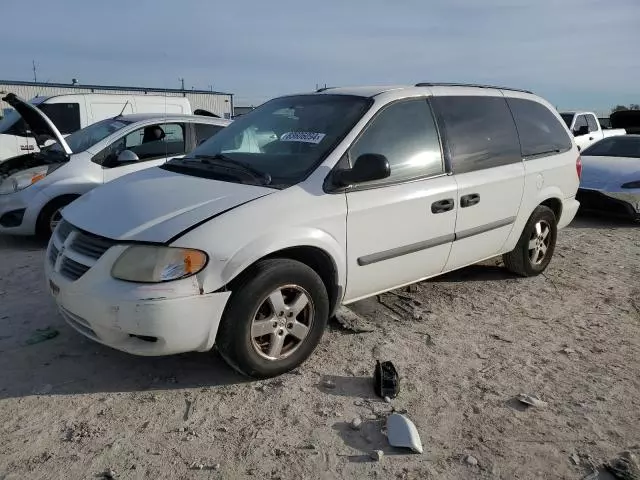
xmin=280 ymin=132 xmax=326 ymax=144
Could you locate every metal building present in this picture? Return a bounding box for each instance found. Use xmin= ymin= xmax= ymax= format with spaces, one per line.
xmin=0 ymin=79 xmax=233 ymax=119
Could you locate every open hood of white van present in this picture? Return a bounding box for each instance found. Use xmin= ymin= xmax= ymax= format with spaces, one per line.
xmin=62 ymin=167 xmax=276 ymax=243
xmin=2 ymin=93 xmax=72 ymax=155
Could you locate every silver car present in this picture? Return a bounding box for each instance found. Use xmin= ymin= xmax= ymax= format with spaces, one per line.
xmin=577 ymin=135 xmax=640 ymax=220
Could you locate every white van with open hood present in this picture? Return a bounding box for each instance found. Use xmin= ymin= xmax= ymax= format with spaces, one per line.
xmin=0 ymin=95 xmax=228 ymax=237
xmin=44 ymin=83 xmax=581 ymax=379
xmin=0 ymin=92 xmax=192 ymax=162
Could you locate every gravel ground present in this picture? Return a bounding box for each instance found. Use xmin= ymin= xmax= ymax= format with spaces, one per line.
xmin=0 ymin=214 xmax=638 ymax=480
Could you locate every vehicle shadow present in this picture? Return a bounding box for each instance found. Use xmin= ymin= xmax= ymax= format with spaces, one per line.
xmin=0 ymin=316 xmax=251 ymax=400
xmin=428 ymin=263 xmax=519 ymax=283
xmin=568 ymin=211 xmax=639 ymax=229
xmin=0 ymin=235 xmax=47 ymax=252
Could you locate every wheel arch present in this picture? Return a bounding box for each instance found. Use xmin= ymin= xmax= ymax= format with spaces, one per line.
xmin=217 ymin=229 xmax=346 ymax=315
xmin=36 ymin=193 xmax=82 ymax=235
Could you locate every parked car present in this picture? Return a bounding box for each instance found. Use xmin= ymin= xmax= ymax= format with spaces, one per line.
xmin=0 ymin=95 xmax=229 ymax=237
xmin=0 ymin=93 xmax=192 ymax=162
xmin=45 ymin=83 xmax=581 ymax=378
xmin=610 ymin=110 xmax=640 ymax=135
xmin=560 ymin=111 xmax=626 ymax=151
xmin=577 ymin=135 xmax=640 ymax=220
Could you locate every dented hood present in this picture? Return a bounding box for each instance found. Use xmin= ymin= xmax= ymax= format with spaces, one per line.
xmin=62 ymin=167 xmax=276 ymax=243
xmin=2 ymin=93 xmax=72 ymax=154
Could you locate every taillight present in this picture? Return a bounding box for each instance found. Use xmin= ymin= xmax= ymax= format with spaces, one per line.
xmin=576 ymin=155 xmax=582 ymax=180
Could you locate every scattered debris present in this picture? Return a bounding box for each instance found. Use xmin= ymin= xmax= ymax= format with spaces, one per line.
xmin=97 ymin=468 xmax=117 ymax=479
xmin=570 ymin=453 xmax=581 ymax=465
xmin=25 ymin=327 xmax=59 ymax=345
xmin=472 ymin=405 xmax=481 ymax=415
xmin=350 ymin=417 xmax=363 ymax=430
xmin=605 ymin=451 xmax=640 ymax=480
xmin=184 ymin=398 xmax=194 ymax=421
xmin=255 ymin=384 xmax=267 ymax=392
xmin=517 ymin=394 xmax=548 ymax=408
xmin=370 ymin=450 xmax=384 ymax=462
xmin=406 ymin=284 xmax=420 ymax=294
xmin=384 ymin=396 xmax=392 ymax=403
xmin=374 ymin=361 xmax=400 ymax=399
xmin=63 ymin=421 xmax=104 ymax=442
xmin=490 ymin=333 xmax=513 ymax=343
xmin=386 ymin=413 xmax=423 ymax=454
xmin=322 ymin=379 xmax=336 ymax=389
xmin=334 ymin=306 xmax=376 ymax=333
xmin=562 ymin=346 xmax=576 ymax=355
xmin=464 ymin=455 xmax=479 ymax=467
xmin=217 ymin=426 xmax=228 ymax=433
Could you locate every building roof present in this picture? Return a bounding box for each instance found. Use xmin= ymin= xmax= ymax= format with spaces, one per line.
xmin=0 ymin=79 xmax=232 ymax=96
xmin=118 ymin=113 xmax=230 ymax=124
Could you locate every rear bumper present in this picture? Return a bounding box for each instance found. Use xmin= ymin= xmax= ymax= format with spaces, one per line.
xmin=558 ymin=197 xmax=580 ymax=229
xmin=577 ymin=188 xmax=639 ymax=220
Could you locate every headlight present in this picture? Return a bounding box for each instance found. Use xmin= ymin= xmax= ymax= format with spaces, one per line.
xmin=111 ymin=245 xmax=208 ymax=283
xmin=0 ymin=166 xmax=49 ymax=195
xmin=621 ymin=180 xmax=640 ymax=189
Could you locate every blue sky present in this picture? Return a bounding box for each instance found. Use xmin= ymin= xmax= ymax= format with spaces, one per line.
xmin=2 ymin=0 xmax=638 ymax=112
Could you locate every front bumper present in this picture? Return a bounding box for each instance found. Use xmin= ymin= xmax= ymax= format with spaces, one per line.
xmin=44 ymin=228 xmax=231 ymax=356
xmin=0 ymin=187 xmax=49 ymax=235
xmin=577 ymin=188 xmax=640 ymax=220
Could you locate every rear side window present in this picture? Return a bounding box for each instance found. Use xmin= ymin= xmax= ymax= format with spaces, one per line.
xmin=574 ymin=115 xmax=588 ymax=131
xmin=195 ymin=123 xmax=224 ymax=145
xmin=506 ymin=98 xmax=573 ymax=158
xmin=432 ymin=96 xmax=521 ymax=174
xmin=38 ymin=103 xmax=81 ymax=134
xmin=585 ymin=114 xmax=599 ymax=132
xmin=348 ymin=98 xmax=444 ymax=186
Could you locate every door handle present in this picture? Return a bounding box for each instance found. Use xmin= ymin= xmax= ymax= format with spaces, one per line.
xmin=460 ymin=193 xmax=480 ymax=208
xmin=431 ymin=198 xmax=454 ymax=214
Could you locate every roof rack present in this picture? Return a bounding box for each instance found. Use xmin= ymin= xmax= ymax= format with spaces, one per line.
xmin=316 ymin=86 xmax=337 ymax=92
xmin=415 ymin=82 xmax=533 ymax=94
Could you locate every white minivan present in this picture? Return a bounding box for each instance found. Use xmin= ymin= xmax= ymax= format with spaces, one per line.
xmin=45 ymin=84 xmax=581 ymax=378
xmin=0 ymin=95 xmax=228 ymax=237
xmin=0 ymin=92 xmax=192 ymax=162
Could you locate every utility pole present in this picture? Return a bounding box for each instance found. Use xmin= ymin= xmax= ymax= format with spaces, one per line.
xmin=179 ymin=78 xmax=185 ymax=90
xmin=32 ymin=60 xmax=37 ymax=83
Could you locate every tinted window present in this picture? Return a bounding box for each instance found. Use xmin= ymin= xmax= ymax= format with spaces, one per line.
xmin=38 ymin=103 xmax=80 ymax=134
xmin=348 ymin=99 xmax=443 ymax=186
xmin=195 ymin=123 xmax=224 ymax=145
xmin=54 ymin=118 xmax=131 ymax=154
xmin=432 ymin=96 xmax=521 ymax=174
xmin=581 ymin=136 xmax=640 ymax=158
xmin=586 ymin=114 xmax=599 ymax=132
xmin=506 ymin=98 xmax=573 ymax=157
xmin=574 ymin=115 xmax=588 ymax=131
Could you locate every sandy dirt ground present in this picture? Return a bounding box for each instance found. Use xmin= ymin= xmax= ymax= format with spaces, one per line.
xmin=0 ymin=214 xmax=638 ymax=480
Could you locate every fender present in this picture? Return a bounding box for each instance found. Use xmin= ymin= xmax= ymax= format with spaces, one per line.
xmin=205 ymin=227 xmax=346 ymax=295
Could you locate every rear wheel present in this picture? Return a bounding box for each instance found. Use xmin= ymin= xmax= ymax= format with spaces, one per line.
xmin=216 ymin=259 xmax=329 ymax=378
xmin=503 ymin=205 xmax=557 ymax=277
xmin=36 ymin=196 xmax=78 ymax=240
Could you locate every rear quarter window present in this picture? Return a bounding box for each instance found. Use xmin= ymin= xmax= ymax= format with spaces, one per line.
xmin=506 ymin=98 xmax=573 ymax=158
xmin=432 ymin=96 xmax=521 ymax=174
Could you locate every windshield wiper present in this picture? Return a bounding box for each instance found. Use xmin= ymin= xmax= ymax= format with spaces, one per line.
xmin=191 ymin=154 xmax=272 ymax=185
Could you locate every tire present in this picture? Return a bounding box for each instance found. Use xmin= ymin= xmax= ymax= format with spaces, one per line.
xmin=503 ymin=205 xmax=557 ymax=277
xmin=216 ymin=258 xmax=329 ymax=378
xmin=35 ymin=196 xmax=78 ymax=240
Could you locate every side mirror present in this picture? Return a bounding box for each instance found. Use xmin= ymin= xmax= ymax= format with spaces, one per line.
xmin=334 ymin=154 xmax=391 ymax=186
xmin=573 ymin=125 xmax=589 ymax=136
xmin=116 ymin=149 xmax=139 ymax=164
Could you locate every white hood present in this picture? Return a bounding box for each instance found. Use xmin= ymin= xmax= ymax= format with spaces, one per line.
xmin=62 ymin=167 xmax=276 ymax=243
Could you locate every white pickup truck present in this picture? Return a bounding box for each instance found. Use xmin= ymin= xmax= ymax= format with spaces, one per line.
xmin=560 ymin=111 xmax=626 ymax=151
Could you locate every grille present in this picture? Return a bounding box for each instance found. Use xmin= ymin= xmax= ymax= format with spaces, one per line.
xmin=51 ymin=221 xmax=118 ymax=281
xmin=60 ymin=257 xmax=91 ymax=281
xmin=48 ymin=244 xmax=59 ymax=266
xmin=72 ymin=232 xmax=117 ymax=260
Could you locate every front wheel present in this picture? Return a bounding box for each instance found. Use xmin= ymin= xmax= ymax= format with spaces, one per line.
xmin=216 ymin=259 xmax=329 ymax=378
xmin=503 ymin=205 xmax=557 ymax=277
xmin=36 ymin=196 xmax=78 ymax=240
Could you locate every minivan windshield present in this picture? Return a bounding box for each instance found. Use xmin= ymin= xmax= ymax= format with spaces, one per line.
xmin=48 ymin=118 xmax=132 ymax=154
xmin=163 ymin=94 xmax=371 ymax=188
